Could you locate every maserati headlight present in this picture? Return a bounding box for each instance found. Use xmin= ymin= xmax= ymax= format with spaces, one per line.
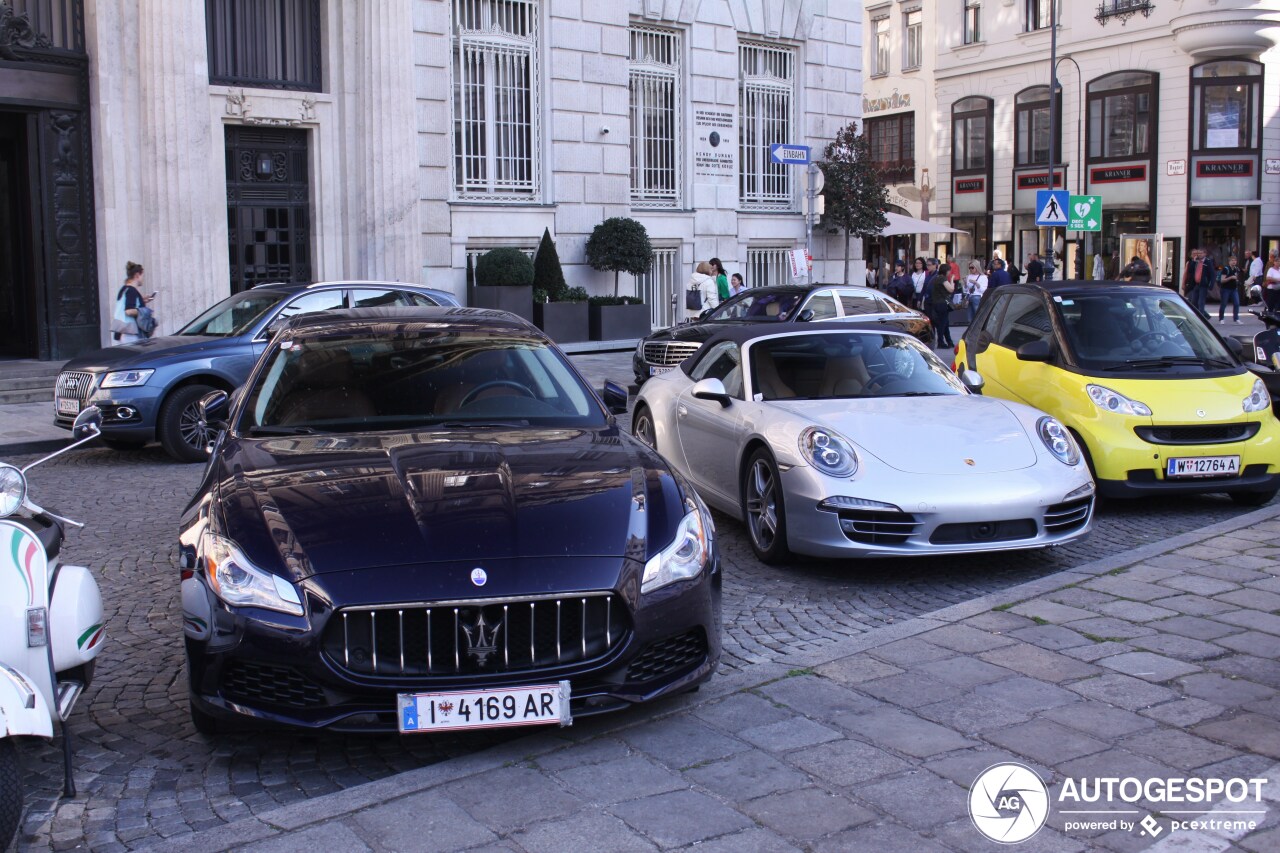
xmin=100 ymin=369 xmax=154 ymax=389
xmin=1086 ymin=384 xmax=1152 ymax=417
xmin=0 ymin=464 xmax=27 ymax=517
xmin=1243 ymin=378 xmax=1271 ymax=413
xmin=642 ymin=503 xmax=709 ymax=594
xmin=1037 ymin=417 xmax=1081 ymax=466
xmin=202 ymin=532 xmax=303 ymax=616
xmin=635 ymin=340 xmax=646 ymax=358
xmin=798 ymin=426 xmax=859 ymax=478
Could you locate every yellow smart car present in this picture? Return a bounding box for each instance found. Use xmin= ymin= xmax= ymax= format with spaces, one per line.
xmin=955 ymin=281 xmax=1278 ymax=504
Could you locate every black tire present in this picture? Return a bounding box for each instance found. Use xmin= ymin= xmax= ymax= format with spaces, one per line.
xmin=741 ymin=448 xmax=790 ymax=565
xmin=101 ymin=438 xmax=147 ymax=451
xmin=632 ymin=405 xmax=657 ymax=451
xmin=158 ymin=384 xmax=217 ymax=463
xmin=190 ymin=701 xmax=219 ymax=737
xmin=0 ymin=738 xmax=22 ymax=852
xmin=1229 ymin=490 xmax=1276 ymax=507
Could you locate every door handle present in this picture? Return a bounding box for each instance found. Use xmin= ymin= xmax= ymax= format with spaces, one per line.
xmin=677 ymin=405 xmax=687 ymax=418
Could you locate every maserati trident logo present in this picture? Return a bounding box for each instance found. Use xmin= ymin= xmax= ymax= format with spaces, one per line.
xmin=470 ymin=567 xmax=487 ymax=587
xmin=460 ymin=612 xmax=502 ymax=666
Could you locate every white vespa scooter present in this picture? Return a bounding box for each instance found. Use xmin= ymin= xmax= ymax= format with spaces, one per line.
xmin=0 ymin=407 xmax=106 ymax=849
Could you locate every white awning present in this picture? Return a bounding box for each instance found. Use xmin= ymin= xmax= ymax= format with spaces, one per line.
xmin=877 ymin=211 xmax=969 ymax=236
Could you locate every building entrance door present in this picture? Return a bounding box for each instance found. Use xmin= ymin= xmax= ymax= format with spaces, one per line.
xmin=225 ymin=126 xmax=311 ymax=293
xmin=1192 ymin=208 xmax=1243 ymax=267
xmin=0 ymin=112 xmax=37 ymax=358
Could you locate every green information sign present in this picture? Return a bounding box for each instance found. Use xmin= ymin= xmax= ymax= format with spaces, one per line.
xmin=1068 ymin=195 xmax=1101 ymax=232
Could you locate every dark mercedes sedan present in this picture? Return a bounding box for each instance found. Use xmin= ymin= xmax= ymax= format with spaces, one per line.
xmin=634 ymin=283 xmax=935 ymax=386
xmin=178 ymin=308 xmax=720 ymax=734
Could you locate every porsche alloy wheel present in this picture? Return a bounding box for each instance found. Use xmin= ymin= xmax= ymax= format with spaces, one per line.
xmin=743 ymin=449 xmax=789 ymax=564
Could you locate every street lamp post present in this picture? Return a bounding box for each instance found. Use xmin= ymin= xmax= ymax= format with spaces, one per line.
xmin=1045 ymin=0 xmax=1059 ymax=279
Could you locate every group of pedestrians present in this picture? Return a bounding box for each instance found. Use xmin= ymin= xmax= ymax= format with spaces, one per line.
xmin=885 ymin=252 xmax=1036 ymax=349
xmin=684 ymin=257 xmax=745 ymax=319
xmin=1181 ymin=246 xmax=1280 ymax=323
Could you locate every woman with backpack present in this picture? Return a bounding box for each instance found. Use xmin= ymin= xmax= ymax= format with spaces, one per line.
xmin=111 ymin=261 xmax=157 ymax=344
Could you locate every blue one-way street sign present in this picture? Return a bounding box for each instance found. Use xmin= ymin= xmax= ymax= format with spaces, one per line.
xmin=770 ymin=143 xmax=810 ymax=165
xmin=1035 ymin=190 xmax=1069 ymax=226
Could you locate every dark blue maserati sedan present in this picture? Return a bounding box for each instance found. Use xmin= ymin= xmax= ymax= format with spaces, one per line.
xmin=177 ymin=308 xmax=721 ymax=734
xmin=54 ymin=281 xmax=458 ymax=462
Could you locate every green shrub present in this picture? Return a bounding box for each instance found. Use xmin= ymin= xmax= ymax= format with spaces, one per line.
xmin=562 ymin=286 xmax=589 ymax=302
xmin=533 ymin=288 xmax=549 ymax=304
xmin=475 ymin=247 xmax=534 ymax=287
xmin=585 ymin=217 xmax=652 ymax=297
xmin=533 ymin=228 xmax=569 ymax=302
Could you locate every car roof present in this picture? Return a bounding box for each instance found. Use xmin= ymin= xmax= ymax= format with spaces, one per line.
xmin=698 ymin=321 xmax=913 ymax=349
xmin=727 ymin=283 xmax=885 ymax=297
xmin=1011 ymin=279 xmax=1174 ymax=299
xmin=279 ymin=306 xmax=546 ymax=339
xmin=251 ymin=280 xmax=456 ymax=298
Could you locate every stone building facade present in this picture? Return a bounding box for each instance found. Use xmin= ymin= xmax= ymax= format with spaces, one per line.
xmin=1 ymin=0 xmax=864 ymax=358
xmin=864 ymin=0 xmax=1280 ymax=285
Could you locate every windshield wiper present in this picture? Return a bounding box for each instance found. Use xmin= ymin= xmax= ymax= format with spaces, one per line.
xmin=431 ymin=420 xmax=530 ymax=429
xmin=894 ymin=391 xmax=948 ymax=397
xmin=1107 ymin=356 xmax=1232 ymax=371
xmin=247 ymin=425 xmax=317 ymax=436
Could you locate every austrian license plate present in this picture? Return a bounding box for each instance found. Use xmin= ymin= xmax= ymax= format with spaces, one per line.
xmin=398 ymin=681 xmax=571 ymax=733
xmin=56 ymin=397 xmax=80 ymax=416
xmin=649 ymin=365 xmax=674 ymax=376
xmin=1166 ymin=455 xmax=1240 ymax=478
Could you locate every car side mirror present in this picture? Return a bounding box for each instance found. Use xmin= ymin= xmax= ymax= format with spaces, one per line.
xmin=960 ymin=371 xmax=985 ymax=395
xmin=691 ymin=377 xmax=732 ymax=407
xmin=1224 ymin=336 xmax=1243 ymax=358
xmin=796 ymin=309 xmax=815 ymax=323
xmin=1016 ymin=339 xmax=1052 ymax=362
xmin=71 ymin=405 xmax=103 ymax=440
xmin=601 ymin=381 xmax=629 ymax=416
xmin=698 ymin=308 xmax=712 ymax=320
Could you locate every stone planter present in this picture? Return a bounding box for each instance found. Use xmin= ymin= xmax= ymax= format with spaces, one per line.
xmin=472 ymin=285 xmax=534 ymax=324
xmin=534 ymin=301 xmax=589 ymax=344
xmin=589 ymin=303 xmax=651 ymax=342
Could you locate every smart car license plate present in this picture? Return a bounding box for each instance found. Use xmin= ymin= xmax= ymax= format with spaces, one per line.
xmin=649 ymin=365 xmax=674 ymax=376
xmin=1166 ymin=456 xmax=1240 ymax=478
xmin=56 ymin=397 xmax=80 ymax=416
xmin=397 ymin=681 xmax=571 ymax=733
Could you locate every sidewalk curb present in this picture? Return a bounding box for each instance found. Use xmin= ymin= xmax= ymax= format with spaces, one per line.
xmin=0 ymin=438 xmax=68 ymax=457
xmin=147 ymin=502 xmax=1280 ymax=853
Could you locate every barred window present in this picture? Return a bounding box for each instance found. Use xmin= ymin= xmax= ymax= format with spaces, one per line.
xmin=629 ymin=27 xmax=681 ymax=208
xmin=739 ymin=42 xmax=795 ymax=211
xmin=633 ymin=247 xmax=680 ymax=328
xmin=453 ymin=0 xmax=539 ymax=200
xmin=865 ymin=113 xmax=914 ymax=185
xmin=206 ymin=0 xmax=321 ymax=91
xmin=746 ymin=246 xmax=795 ymax=288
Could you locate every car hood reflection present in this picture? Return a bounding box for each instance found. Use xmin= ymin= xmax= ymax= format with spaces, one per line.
xmin=217 ymin=427 xmax=664 ymax=575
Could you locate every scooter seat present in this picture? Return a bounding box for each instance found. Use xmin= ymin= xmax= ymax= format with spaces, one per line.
xmin=10 ymin=514 xmax=63 ymax=561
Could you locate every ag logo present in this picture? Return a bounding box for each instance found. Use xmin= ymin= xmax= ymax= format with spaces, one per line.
xmin=969 ymin=762 xmax=1050 ymax=844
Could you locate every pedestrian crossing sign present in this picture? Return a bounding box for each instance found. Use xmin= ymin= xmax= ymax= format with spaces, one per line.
xmin=1036 ymin=190 xmax=1069 ymax=226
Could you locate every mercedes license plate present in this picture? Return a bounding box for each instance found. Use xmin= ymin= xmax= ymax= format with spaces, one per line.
xmin=1166 ymin=455 xmax=1240 ymax=478
xmin=56 ymin=397 xmax=80 ymax=416
xmin=398 ymin=681 xmax=571 ymax=733
xmin=649 ymin=365 xmax=674 ymax=376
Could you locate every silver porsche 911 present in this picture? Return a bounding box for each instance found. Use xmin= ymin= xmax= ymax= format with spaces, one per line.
xmin=631 ymin=326 xmax=1095 ymax=563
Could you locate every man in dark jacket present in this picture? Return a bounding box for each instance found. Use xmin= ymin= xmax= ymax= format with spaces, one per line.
xmin=927 ymin=258 xmax=955 ymax=348
xmin=1026 ymin=253 xmax=1044 ymax=282
xmin=988 ymin=258 xmax=1013 ymax=290
xmin=1183 ymin=248 xmax=1216 ymax=315
xmin=887 ymin=260 xmax=913 ymax=305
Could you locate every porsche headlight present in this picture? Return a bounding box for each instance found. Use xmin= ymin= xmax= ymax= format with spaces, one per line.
xmin=100 ymin=369 xmax=154 ymax=389
xmin=1037 ymin=417 xmax=1081 ymax=466
xmin=1086 ymin=384 xmax=1152 ymax=417
xmin=642 ymin=503 xmax=709 ymax=594
xmin=798 ymin=426 xmax=859 ymax=478
xmin=1243 ymin=378 xmax=1271 ymax=413
xmin=202 ymin=532 xmax=303 ymax=616
xmin=0 ymin=464 xmax=26 ymax=518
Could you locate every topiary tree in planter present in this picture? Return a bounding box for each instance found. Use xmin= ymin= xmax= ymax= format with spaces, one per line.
xmin=473 ymin=247 xmax=535 ymax=322
xmin=533 ymin=228 xmax=568 ymax=303
xmin=585 ymin=217 xmax=652 ymax=297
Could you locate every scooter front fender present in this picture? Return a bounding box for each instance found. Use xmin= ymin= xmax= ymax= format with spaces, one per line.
xmin=0 ymin=665 xmax=54 ymax=739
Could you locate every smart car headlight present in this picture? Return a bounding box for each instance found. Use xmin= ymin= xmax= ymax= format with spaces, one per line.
xmin=1086 ymin=384 xmax=1152 ymax=417
xmin=202 ymin=532 xmax=303 ymax=616
xmin=1037 ymin=417 xmax=1081 ymax=466
xmin=0 ymin=464 xmax=27 ymax=518
xmin=798 ymin=427 xmax=859 ymax=478
xmin=100 ymin=369 xmax=154 ymax=389
xmin=1243 ymin=378 xmax=1271 ymax=414
xmin=642 ymin=502 xmax=709 ymax=594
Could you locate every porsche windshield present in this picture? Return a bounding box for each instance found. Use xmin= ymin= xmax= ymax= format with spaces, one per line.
xmin=747 ymin=332 xmax=965 ymax=400
xmin=241 ymin=331 xmax=606 ymax=433
xmin=178 ymin=291 xmax=284 ymax=337
xmin=1054 ymin=292 xmax=1235 ymax=371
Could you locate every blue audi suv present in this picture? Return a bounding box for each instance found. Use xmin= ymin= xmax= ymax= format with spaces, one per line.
xmin=54 ymin=281 xmax=458 ymax=461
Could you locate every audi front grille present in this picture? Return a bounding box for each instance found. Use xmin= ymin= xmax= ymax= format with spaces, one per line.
xmin=323 ymin=592 xmax=630 ymax=679
xmin=55 ymin=371 xmax=97 ymax=406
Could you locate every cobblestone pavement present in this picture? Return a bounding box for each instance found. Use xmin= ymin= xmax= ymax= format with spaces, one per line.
xmin=7 ymin=351 xmax=1274 ymax=850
